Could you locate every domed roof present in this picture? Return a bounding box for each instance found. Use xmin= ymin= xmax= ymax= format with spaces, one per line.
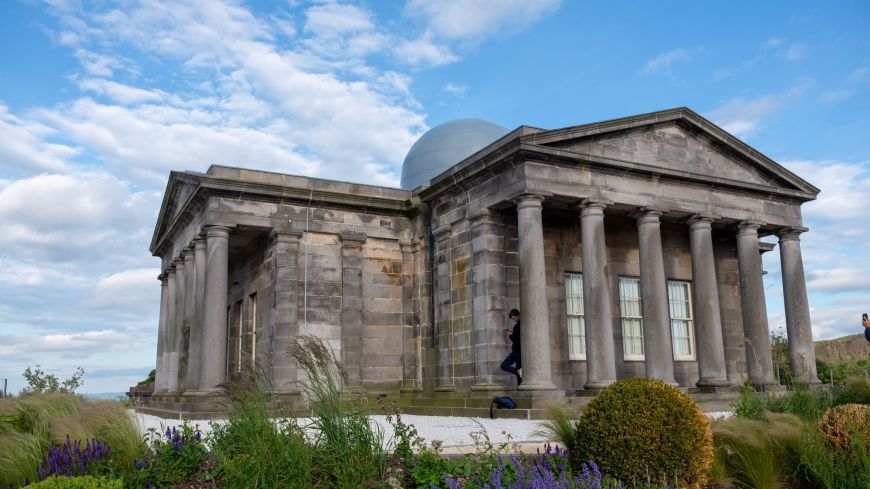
xmin=400 ymin=119 xmax=509 ymax=190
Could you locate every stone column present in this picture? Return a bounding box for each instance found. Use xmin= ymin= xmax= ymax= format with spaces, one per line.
xmin=433 ymin=224 xmax=454 ymax=391
xmin=400 ymin=239 xmax=423 ymax=392
xmin=687 ymin=215 xmax=729 ymax=389
xmin=580 ymin=199 xmax=617 ymax=389
xmin=470 ymin=210 xmax=506 ymax=389
xmin=178 ymin=247 xmax=195 ymax=391
xmin=778 ymin=227 xmax=819 ymax=383
xmin=189 ymin=237 xmax=207 ymax=391
xmin=340 ymin=231 xmax=366 ymax=386
xmin=163 ymin=268 xmax=177 ymax=393
xmin=155 ymin=273 xmax=169 ymax=393
xmin=515 ymin=194 xmax=556 ymax=390
xmin=636 ymin=209 xmax=677 ymax=385
xmin=736 ymin=221 xmax=776 ymax=388
xmin=183 ymin=243 xmax=202 ymax=392
xmin=167 ymin=257 xmax=184 ymax=392
xmin=271 ymin=230 xmax=302 ymax=393
xmin=199 ymin=225 xmax=232 ymax=392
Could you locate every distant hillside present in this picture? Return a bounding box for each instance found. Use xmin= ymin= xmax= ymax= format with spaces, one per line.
xmin=815 ymin=334 xmax=870 ymax=362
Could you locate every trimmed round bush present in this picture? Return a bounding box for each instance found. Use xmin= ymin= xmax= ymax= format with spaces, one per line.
xmin=833 ymin=377 xmax=870 ymax=407
xmin=817 ymin=403 xmax=870 ymax=455
xmin=572 ymin=377 xmax=713 ymax=488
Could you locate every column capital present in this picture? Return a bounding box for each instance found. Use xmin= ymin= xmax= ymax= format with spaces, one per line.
xmin=399 ymin=239 xmax=415 ymax=253
xmin=737 ymin=220 xmax=765 ymax=236
xmin=173 ymin=257 xmax=186 ymax=270
xmin=165 ymin=266 xmax=176 ymax=276
xmin=158 ymin=273 xmax=168 ymax=284
xmin=182 ymin=246 xmax=195 ymax=259
xmin=513 ymin=193 xmax=548 ymax=209
xmin=468 ymin=208 xmax=501 ymax=226
xmin=777 ymin=226 xmax=808 ymax=242
xmin=578 ymin=198 xmax=612 ymax=217
xmin=339 ymin=230 xmax=367 ymax=247
xmin=205 ymin=225 xmax=233 ymax=239
xmin=193 ymin=236 xmax=207 ymax=250
xmin=634 ymin=207 xmax=666 ymax=225
xmin=270 ymin=229 xmax=303 ymax=244
xmin=687 ymin=213 xmax=717 ymax=228
xmin=432 ymin=224 xmax=452 ymax=240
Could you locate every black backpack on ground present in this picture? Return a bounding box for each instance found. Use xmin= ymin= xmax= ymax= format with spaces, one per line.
xmin=489 ymin=396 xmax=517 ymax=419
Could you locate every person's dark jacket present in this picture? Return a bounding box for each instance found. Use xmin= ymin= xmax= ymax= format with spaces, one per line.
xmin=865 ymin=326 xmax=870 ymax=343
xmin=510 ymin=322 xmax=521 ymax=353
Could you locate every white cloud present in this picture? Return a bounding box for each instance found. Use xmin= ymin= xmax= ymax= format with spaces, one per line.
xmin=706 ymin=79 xmax=813 ymax=137
xmin=820 ymin=89 xmax=855 ymax=103
xmin=444 ymin=82 xmax=468 ymax=96
xmin=0 ymin=330 xmax=136 ymax=357
xmin=0 ymin=104 xmax=78 ymax=175
xmin=786 ymin=43 xmax=805 ymax=61
xmin=641 ymin=47 xmax=703 ymax=74
xmin=807 ymin=268 xmax=869 ymax=292
xmin=405 ymin=0 xmax=560 ymax=41
xmin=77 ymin=78 xmax=165 ymax=105
xmin=83 ymin=267 xmax=161 ymax=314
xmin=395 ymin=35 xmax=458 ymax=67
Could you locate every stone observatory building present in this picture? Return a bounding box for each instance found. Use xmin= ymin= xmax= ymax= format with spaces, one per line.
xmin=142 ymin=108 xmax=820 ymax=417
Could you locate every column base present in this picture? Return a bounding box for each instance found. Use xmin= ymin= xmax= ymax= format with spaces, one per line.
xmin=271 ymin=388 xmax=303 ymax=396
xmin=181 ymin=388 xmax=223 ymax=397
xmin=518 ymin=381 xmax=557 ymax=391
xmin=696 ymin=379 xmax=731 ymax=392
xmin=583 ymin=379 xmax=616 ymax=390
xmin=400 ymin=387 xmax=423 ymax=393
xmin=434 ymin=385 xmax=455 ymax=392
xmin=470 ymin=383 xmax=506 ymax=391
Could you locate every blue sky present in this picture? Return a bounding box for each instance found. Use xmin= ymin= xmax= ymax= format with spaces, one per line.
xmin=0 ymin=0 xmax=868 ymax=394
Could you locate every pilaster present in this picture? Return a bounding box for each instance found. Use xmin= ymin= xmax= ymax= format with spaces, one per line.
xmin=400 ymin=239 xmax=423 ymax=392
xmin=432 ymin=224 xmax=454 ymax=391
xmin=340 ymin=231 xmax=366 ymax=386
xmin=469 ymin=209 xmax=507 ymax=390
xmin=270 ymin=229 xmax=303 ymax=393
xmin=154 ymin=273 xmax=169 ymax=393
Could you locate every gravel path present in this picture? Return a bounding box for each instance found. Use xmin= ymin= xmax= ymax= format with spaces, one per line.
xmin=133 ymin=411 xmax=731 ymax=452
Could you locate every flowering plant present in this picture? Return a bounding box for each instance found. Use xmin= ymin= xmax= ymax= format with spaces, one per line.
xmin=126 ymin=423 xmax=206 ymax=488
xmin=35 ymin=435 xmax=111 ymax=480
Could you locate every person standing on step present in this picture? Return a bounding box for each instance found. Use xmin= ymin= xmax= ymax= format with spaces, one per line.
xmin=500 ymin=309 xmax=522 ymax=387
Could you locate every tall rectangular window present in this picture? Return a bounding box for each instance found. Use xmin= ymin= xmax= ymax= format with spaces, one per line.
xmin=667 ymin=281 xmax=695 ymax=360
xmin=233 ymin=299 xmax=243 ymax=373
xmin=618 ymin=277 xmax=644 ymax=360
xmin=565 ymin=273 xmax=585 ymax=360
xmin=248 ymin=293 xmax=257 ymax=364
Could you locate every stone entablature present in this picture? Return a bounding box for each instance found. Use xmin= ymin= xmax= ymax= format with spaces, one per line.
xmin=147 ymin=108 xmax=820 ymax=410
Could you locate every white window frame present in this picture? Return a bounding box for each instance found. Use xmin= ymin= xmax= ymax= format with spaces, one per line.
xmin=667 ymin=280 xmax=696 ymax=361
xmin=618 ymin=277 xmax=645 ymax=361
xmin=564 ymin=273 xmax=586 ymax=360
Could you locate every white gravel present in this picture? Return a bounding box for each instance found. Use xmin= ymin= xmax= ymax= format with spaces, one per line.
xmin=133 ymin=410 xmax=732 ymax=451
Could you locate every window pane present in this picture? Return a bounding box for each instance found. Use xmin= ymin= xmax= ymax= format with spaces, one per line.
xmin=667 ymin=281 xmax=695 ymax=359
xmin=565 ymin=273 xmax=585 ymax=359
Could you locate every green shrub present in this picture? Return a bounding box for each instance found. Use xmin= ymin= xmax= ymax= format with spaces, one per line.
xmin=572 ymin=378 xmax=713 ymax=489
xmin=0 ymin=431 xmax=45 ymax=487
xmin=732 ymin=384 xmax=766 ymax=420
xmin=833 ymin=377 xmax=870 ymax=407
xmin=210 ymin=371 xmax=312 ymax=488
xmin=26 ymin=475 xmax=122 ymax=488
xmin=800 ymin=421 xmax=870 ymax=489
xmin=712 ymin=413 xmax=803 ymax=489
xmin=816 ymin=403 xmax=870 ymax=456
xmin=290 ymin=335 xmax=386 ymax=487
xmin=125 ymin=423 xmax=207 ymax=488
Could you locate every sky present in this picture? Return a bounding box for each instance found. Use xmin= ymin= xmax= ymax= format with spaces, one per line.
xmin=0 ymin=0 xmax=868 ymax=394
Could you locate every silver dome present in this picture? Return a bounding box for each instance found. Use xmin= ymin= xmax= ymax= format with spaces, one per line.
xmin=400 ymin=119 xmax=509 ymax=190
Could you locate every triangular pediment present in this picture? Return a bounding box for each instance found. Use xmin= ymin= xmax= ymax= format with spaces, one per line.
xmin=149 ymin=172 xmax=201 ymax=254
xmin=525 ymin=108 xmax=819 ymax=196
